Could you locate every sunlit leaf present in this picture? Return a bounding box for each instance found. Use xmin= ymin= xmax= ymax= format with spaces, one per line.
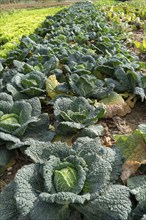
xmin=46 ymin=75 xmax=60 ymax=99
xmin=133 ymin=41 xmax=141 ymax=49
xmin=142 ymin=39 xmax=146 ymax=49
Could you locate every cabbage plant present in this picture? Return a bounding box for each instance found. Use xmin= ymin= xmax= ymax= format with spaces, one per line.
xmin=54 ymin=96 xmax=104 ymax=135
xmin=0 ymin=93 xmax=41 ymax=138
xmin=0 ymin=138 xmax=132 ymax=220
xmin=6 ymin=70 xmax=45 ymax=100
xmin=65 ymin=53 xmax=96 ymax=75
xmin=68 ymin=73 xmax=114 ymax=99
xmin=0 ymin=92 xmax=53 ymax=168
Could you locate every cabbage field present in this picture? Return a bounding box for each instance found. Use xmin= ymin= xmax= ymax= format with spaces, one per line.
xmin=0 ymin=1 xmax=146 ymax=219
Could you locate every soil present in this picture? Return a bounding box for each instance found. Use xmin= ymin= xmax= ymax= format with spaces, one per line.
xmin=0 ymin=153 xmax=32 ymax=191
xmin=101 ymin=101 xmax=146 ymax=146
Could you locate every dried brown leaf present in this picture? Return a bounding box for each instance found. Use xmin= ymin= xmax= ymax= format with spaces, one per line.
xmin=121 ymin=141 xmax=146 ymax=183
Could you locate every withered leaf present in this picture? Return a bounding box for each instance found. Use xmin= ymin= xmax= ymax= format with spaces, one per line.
xmin=98 ymin=92 xmax=131 ymax=118
xmin=114 ymin=130 xmax=146 ymax=183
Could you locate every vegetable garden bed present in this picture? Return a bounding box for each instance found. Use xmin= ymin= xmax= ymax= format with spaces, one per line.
xmin=0 ymin=6 xmax=63 ymax=58
xmin=0 ymin=1 xmax=146 ymax=219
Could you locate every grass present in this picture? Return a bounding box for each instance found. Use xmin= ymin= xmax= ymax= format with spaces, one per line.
xmin=0 ymin=6 xmax=63 ymax=58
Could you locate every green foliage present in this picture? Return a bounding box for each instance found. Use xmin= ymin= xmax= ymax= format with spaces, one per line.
xmin=99 ymin=0 xmax=146 ymax=55
xmin=127 ymin=175 xmax=146 ymax=220
xmin=133 ymin=39 xmax=146 ymax=53
xmin=0 ymin=137 xmax=131 ymax=220
xmin=0 ymin=1 xmax=146 ymax=219
xmin=68 ymin=74 xmax=113 ymax=99
xmin=54 ymin=96 xmax=104 ymax=135
xmin=0 ymin=92 xmax=54 ymax=169
xmin=0 ymin=92 xmax=40 ymax=137
xmin=0 ymin=0 xmax=143 ymax=102
xmin=6 ymin=69 xmax=46 ymax=99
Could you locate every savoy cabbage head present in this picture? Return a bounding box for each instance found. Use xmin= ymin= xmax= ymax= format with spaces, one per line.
xmin=0 ymin=92 xmax=54 ymax=169
xmin=0 ymin=92 xmax=40 ymax=138
xmin=0 ymin=138 xmax=131 ymax=220
xmin=54 ymin=96 xmax=104 ymax=135
xmin=68 ymin=73 xmax=114 ymax=99
xmin=6 ymin=70 xmax=46 ymax=100
xmin=65 ymin=53 xmax=96 ymax=75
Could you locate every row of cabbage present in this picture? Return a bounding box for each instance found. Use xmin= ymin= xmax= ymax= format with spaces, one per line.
xmin=0 ymin=2 xmax=146 ymax=220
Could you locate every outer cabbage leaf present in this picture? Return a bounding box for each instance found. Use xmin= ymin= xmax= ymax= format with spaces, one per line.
xmin=137 ymin=124 xmax=146 ymax=142
xmin=131 ymin=201 xmax=146 ymax=220
xmin=73 ymin=137 xmax=122 ymax=183
xmin=14 ymin=164 xmax=43 ymax=216
xmin=30 ymin=200 xmax=70 ymax=220
xmin=141 ymin=215 xmax=146 ymax=220
xmin=0 ymin=181 xmax=20 ymax=220
xmin=0 ymin=131 xmax=20 ymax=144
xmin=73 ymin=185 xmax=131 ymax=220
xmin=127 ymin=175 xmax=146 ymax=203
xmin=0 ymin=62 xmax=3 ymax=72
xmin=0 ymin=92 xmax=13 ymax=113
xmin=25 ymin=141 xmax=70 ymax=163
xmin=134 ymin=87 xmax=146 ymax=102
xmin=20 ymin=113 xmax=55 ymax=144
xmin=77 ymin=124 xmax=104 ymax=138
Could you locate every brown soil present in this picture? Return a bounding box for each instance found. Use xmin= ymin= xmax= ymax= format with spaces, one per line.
xmin=100 ymin=101 xmax=146 ymax=146
xmin=0 ymin=153 xmax=32 ymax=191
xmin=0 ymin=1 xmax=78 ymax=10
